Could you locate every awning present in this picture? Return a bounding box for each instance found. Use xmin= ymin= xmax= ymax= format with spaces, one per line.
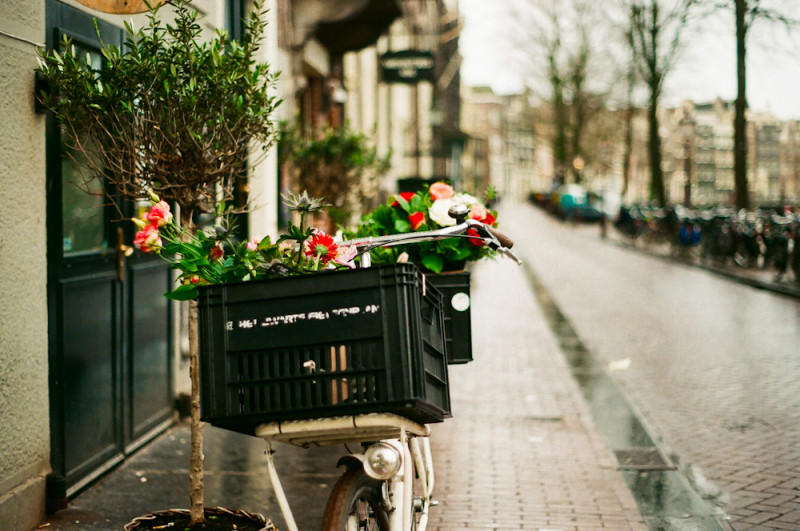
xmin=313 ymin=0 xmax=402 ymax=55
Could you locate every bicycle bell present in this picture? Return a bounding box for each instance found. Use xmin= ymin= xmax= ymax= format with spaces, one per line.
xmin=448 ymin=203 xmax=470 ymax=223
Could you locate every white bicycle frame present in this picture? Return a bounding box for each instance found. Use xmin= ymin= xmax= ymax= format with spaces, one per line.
xmin=256 ymin=413 xmax=434 ymax=531
xmin=254 ymin=216 xmax=518 ymax=530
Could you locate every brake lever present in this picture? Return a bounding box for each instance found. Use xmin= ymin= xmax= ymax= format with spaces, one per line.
xmin=497 ymin=247 xmax=523 ymax=265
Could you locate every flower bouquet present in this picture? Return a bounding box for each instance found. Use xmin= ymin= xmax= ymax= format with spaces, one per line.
xmin=133 ymin=191 xmax=357 ymax=301
xmin=349 ymin=182 xmax=499 ymax=273
xmin=348 ymin=182 xmax=499 ymax=364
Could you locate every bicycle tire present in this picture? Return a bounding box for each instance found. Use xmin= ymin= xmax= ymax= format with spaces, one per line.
xmin=322 ymin=469 xmax=390 ymax=530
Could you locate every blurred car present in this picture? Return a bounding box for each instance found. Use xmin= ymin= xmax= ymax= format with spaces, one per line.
xmin=550 ymin=184 xmax=602 ymax=222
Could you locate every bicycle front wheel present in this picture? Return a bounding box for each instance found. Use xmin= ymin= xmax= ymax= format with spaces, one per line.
xmin=322 ymin=468 xmax=390 ymax=530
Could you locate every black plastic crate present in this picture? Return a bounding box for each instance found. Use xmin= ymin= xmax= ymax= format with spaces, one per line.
xmin=197 ymin=264 xmax=451 ymax=435
xmin=426 ymin=272 xmax=473 ymax=364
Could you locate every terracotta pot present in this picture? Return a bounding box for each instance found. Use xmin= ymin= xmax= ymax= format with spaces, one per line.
xmin=123 ymin=506 xmax=276 ymax=530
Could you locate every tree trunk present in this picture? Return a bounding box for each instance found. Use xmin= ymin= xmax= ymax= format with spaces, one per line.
xmin=734 ymin=0 xmax=749 ymax=209
xmin=648 ymin=93 xmax=666 ymax=206
xmin=622 ymin=104 xmax=634 ymax=201
xmin=188 ymin=299 xmax=204 ymax=525
xmin=622 ymin=7 xmax=636 ymax=201
xmin=181 ymin=209 xmax=205 ymax=526
xmin=551 ymin=72 xmax=569 ymax=184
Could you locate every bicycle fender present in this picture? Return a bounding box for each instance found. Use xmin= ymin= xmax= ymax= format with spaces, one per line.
xmin=336 ymin=454 xmax=364 ymax=470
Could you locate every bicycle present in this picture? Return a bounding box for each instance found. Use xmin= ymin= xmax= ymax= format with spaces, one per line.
xmin=250 ymin=203 xmax=520 ymax=531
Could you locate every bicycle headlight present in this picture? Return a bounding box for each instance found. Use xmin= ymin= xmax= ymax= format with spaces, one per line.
xmin=363 ymin=442 xmax=402 ymax=480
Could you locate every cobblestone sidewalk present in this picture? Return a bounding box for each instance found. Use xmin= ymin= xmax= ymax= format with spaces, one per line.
xmin=427 ymin=257 xmax=647 ymax=530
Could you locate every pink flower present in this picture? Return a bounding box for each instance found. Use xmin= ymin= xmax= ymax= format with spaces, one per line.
xmin=246 ymin=239 xmax=259 ymax=251
xmin=145 ymin=201 xmax=173 ymax=227
xmin=334 ymin=245 xmax=358 ymax=269
xmin=305 ymin=232 xmax=338 ymax=263
xmin=133 ymin=224 xmax=162 ymax=253
xmin=470 ymin=204 xmax=488 ymax=221
xmin=409 ymin=211 xmax=426 ymax=230
xmin=429 ymin=182 xmax=454 ymax=201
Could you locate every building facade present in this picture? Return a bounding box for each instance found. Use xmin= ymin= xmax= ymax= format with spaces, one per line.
xmin=0 ymin=2 xmax=278 ymax=529
xmin=1 ymin=0 xmax=466 ymax=527
xmin=661 ymin=99 xmax=799 ymax=208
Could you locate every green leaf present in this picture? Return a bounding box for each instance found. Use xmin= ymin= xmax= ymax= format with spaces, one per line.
xmin=372 ymin=205 xmax=395 ymax=232
xmin=438 ymin=238 xmax=460 ymax=251
xmin=164 ymin=283 xmax=197 ymax=301
xmin=257 ymin=235 xmax=273 ymax=250
xmin=451 ymin=246 xmax=473 ymax=261
xmin=395 ymin=195 xmax=410 ymax=212
xmin=409 ymin=194 xmax=426 ymax=212
xmin=393 ymin=218 xmax=411 ymax=233
xmin=421 ymin=254 xmax=444 ymax=274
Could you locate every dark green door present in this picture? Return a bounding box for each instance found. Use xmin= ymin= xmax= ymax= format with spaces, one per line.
xmin=45 ymin=0 xmax=173 ymax=498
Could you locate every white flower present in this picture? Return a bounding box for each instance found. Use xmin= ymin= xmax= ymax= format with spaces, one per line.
xmin=428 ymin=198 xmax=457 ymax=226
xmin=453 ymin=193 xmax=481 ymax=207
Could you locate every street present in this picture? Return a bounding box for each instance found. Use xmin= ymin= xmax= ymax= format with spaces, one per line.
xmin=41 ymin=201 xmax=800 ymax=531
xmin=508 ymin=202 xmax=800 ymax=530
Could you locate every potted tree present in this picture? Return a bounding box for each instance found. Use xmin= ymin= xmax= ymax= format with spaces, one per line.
xmin=279 ymin=122 xmax=391 ymax=232
xmin=37 ymin=1 xmax=281 ymax=528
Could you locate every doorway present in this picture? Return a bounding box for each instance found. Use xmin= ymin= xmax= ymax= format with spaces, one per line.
xmin=45 ymin=0 xmax=174 ymax=499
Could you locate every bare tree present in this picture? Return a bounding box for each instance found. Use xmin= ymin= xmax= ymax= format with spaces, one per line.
xmin=509 ymin=0 xmax=612 ymax=186
xmin=621 ymin=4 xmax=638 ymax=200
xmin=695 ymin=0 xmax=798 ymax=209
xmin=627 ymin=0 xmax=697 ymax=207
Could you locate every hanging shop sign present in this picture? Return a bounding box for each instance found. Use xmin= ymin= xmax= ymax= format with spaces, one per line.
xmin=74 ymin=0 xmax=165 ymax=14
xmin=380 ymin=50 xmax=435 ymax=84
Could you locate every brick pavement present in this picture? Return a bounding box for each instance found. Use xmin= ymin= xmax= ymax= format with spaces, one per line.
xmin=427 ymin=257 xmax=647 ymax=530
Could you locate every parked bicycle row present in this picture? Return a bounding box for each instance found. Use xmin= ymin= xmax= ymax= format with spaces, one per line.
xmin=614 ymin=204 xmax=800 ymax=282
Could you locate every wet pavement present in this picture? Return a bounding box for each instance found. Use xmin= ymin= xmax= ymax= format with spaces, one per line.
xmin=513 ymin=204 xmax=800 ymax=530
xmin=524 ymin=261 xmax=726 ymax=530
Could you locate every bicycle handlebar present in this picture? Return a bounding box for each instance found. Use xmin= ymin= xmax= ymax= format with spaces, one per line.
xmin=486 ymin=225 xmax=514 ymax=249
xmin=340 ymin=219 xmax=522 ymax=265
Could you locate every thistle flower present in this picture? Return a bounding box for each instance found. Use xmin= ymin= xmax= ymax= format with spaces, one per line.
xmin=282 ymin=190 xmax=330 ymax=214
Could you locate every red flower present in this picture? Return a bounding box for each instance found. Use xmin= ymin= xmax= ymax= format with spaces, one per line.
xmin=484 ymin=212 xmax=496 ymax=226
xmin=209 ymin=245 xmax=224 ymax=261
xmin=305 ymin=232 xmax=339 ymax=263
xmin=467 ymin=228 xmax=486 ymax=247
xmin=409 ymin=211 xmax=426 ymax=230
xmin=391 ymin=192 xmax=416 ymax=207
